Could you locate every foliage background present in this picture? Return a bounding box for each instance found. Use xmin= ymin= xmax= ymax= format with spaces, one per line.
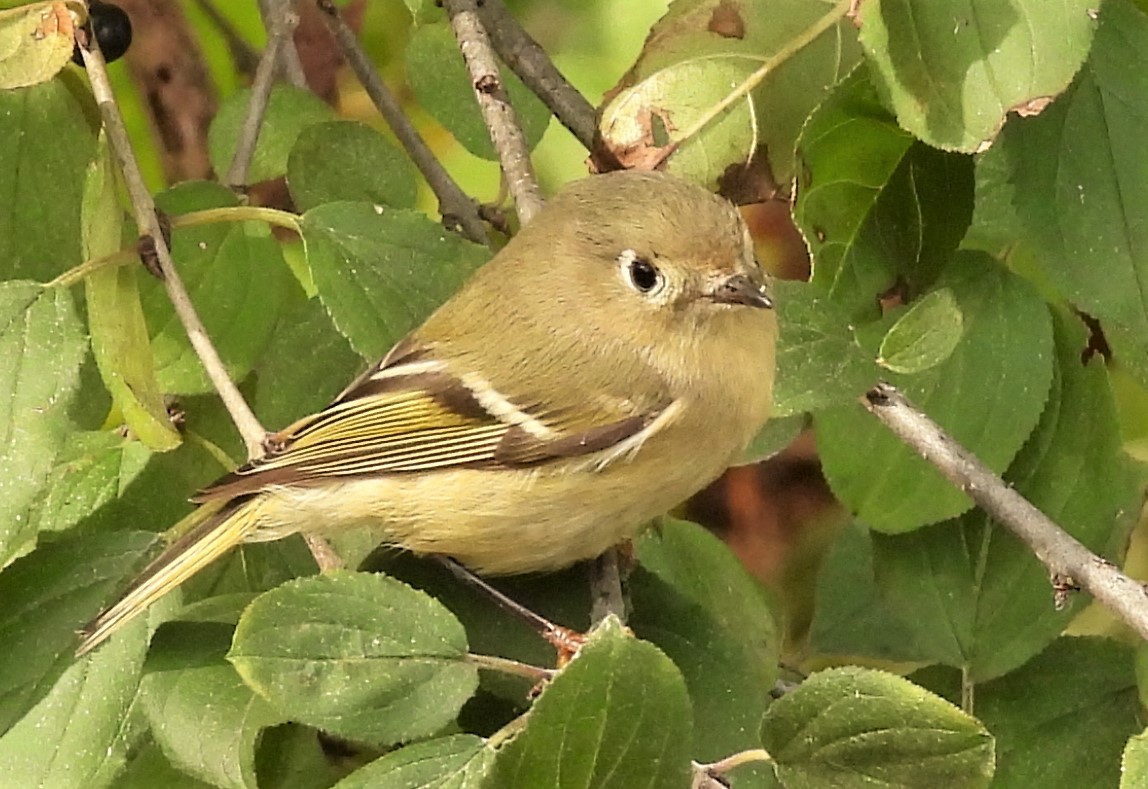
xmin=2 ymin=0 xmax=1148 ymax=787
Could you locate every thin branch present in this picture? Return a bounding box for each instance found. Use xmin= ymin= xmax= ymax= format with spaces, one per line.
xmin=78 ymin=41 xmax=267 ymax=458
xmin=170 ymin=205 xmax=302 ymax=234
xmin=477 ymin=0 xmax=596 ymax=151
xmin=961 ymin=665 xmax=974 ymax=715
xmin=304 ymin=534 xmax=344 ymax=571
xmin=444 ymin=0 xmax=626 ymax=620
xmin=863 ymin=383 xmax=1148 ymax=642
xmin=443 ymin=0 xmax=544 ymax=225
xmin=262 ymin=0 xmax=308 ymax=89
xmin=692 ymin=750 xmax=772 ymax=789
xmin=314 ymin=0 xmax=488 ymax=245
xmin=45 ymin=248 xmax=136 ymax=290
xmin=223 ymin=13 xmax=288 ymax=189
xmin=589 ymin=548 xmax=628 ymax=624
xmin=47 ymin=206 xmax=300 ymax=290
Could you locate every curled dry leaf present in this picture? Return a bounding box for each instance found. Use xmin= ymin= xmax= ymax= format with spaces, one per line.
xmin=596 ymin=0 xmax=859 ymax=188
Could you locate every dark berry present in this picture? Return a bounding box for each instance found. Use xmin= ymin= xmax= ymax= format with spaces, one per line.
xmin=72 ymin=1 xmax=133 ymax=67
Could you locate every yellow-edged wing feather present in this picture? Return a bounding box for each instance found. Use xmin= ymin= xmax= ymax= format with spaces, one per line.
xmin=77 ymin=346 xmax=671 ymax=657
xmin=196 ymin=355 xmax=668 ymax=502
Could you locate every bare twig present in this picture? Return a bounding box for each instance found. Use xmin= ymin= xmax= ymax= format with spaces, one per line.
xmin=590 ymin=548 xmax=628 ymax=624
xmin=78 ymin=42 xmax=267 ymax=458
xmin=692 ymin=750 xmax=772 ymax=789
xmin=864 ymin=383 xmax=1148 ymax=641
xmin=478 ymin=0 xmax=596 ymax=150
xmin=262 ymin=0 xmax=307 ymax=88
xmin=45 ymin=248 xmax=136 ymax=290
xmin=314 ymin=0 xmax=488 ymax=245
xmin=223 ymin=10 xmax=289 ymax=188
xmin=443 ymin=0 xmax=544 ymax=225
xmin=303 ymin=534 xmax=344 ymax=571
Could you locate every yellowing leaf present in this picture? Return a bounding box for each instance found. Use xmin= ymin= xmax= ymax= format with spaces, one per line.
xmin=0 ymin=2 xmax=80 ymax=90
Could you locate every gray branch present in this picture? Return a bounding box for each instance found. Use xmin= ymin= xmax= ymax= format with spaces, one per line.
xmin=314 ymin=0 xmax=488 ymax=244
xmin=478 ymin=0 xmax=597 ymax=151
xmin=863 ymin=382 xmax=1148 ymax=641
xmin=78 ymin=41 xmax=267 ymax=457
xmin=443 ymin=0 xmax=544 ymax=225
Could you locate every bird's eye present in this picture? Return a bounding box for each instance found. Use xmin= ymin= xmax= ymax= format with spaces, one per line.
xmin=618 ymin=249 xmax=664 ymax=295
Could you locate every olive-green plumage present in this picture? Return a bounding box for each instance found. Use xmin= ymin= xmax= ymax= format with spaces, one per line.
xmin=77 ymin=170 xmax=777 ymax=656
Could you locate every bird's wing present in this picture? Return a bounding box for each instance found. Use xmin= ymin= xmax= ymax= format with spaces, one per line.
xmin=195 ymin=339 xmax=675 ymax=502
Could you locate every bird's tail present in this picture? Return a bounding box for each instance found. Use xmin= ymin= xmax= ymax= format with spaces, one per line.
xmin=76 ymin=497 xmax=262 ymax=657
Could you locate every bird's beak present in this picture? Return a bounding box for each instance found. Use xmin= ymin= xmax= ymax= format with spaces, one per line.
xmin=709 ymin=274 xmax=773 ymax=309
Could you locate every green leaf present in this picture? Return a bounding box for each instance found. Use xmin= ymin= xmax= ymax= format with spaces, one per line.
xmin=118 ymin=743 xmax=217 ymax=789
xmin=404 ymin=0 xmax=443 ymax=26
xmin=0 ymin=2 xmax=77 ymax=89
xmin=637 ymin=518 xmax=776 ymax=662
xmin=488 ymin=620 xmax=693 ymax=789
xmin=795 ymin=69 xmax=974 ymax=316
xmin=0 ymin=76 xmax=95 ymax=281
xmin=0 ymin=609 xmax=147 ymax=787
xmin=301 ymin=203 xmax=490 ymax=358
xmin=877 ymin=288 xmax=964 ymax=374
xmin=0 ymin=281 xmax=87 ymax=561
xmin=598 ymin=0 xmax=862 ymax=189
xmin=977 ymin=637 xmax=1138 ymax=787
xmin=228 ymin=571 xmax=477 ymax=746
xmin=288 ymin=120 xmax=419 ymax=212
xmin=859 ymin=0 xmax=1097 ymax=151
xmin=634 ymin=518 xmax=778 ymax=765
xmin=1004 ymin=0 xmax=1148 ymax=388
xmin=1123 ymin=731 xmax=1148 ymax=789
xmin=74 ymin=401 xmax=233 ymax=539
xmin=963 ymin=141 xmax=1025 ymax=255
xmin=1001 ymin=311 xmax=1139 ymax=536
xmin=143 ymin=637 xmax=284 ymax=789
xmin=816 ymin=253 xmax=1054 ymax=532
xmin=1136 ymin=642 xmax=1148 ymax=711
xmin=334 ymin=734 xmax=493 ymax=789
xmin=28 ymin=431 xmax=151 ymax=535
xmin=142 ymin=181 xmax=302 ymax=394
xmin=771 ymin=279 xmax=877 ymax=417
xmin=869 ymin=309 xmax=1139 ymax=680
xmin=208 ymin=84 xmax=334 ymax=184
xmin=807 ymin=522 xmax=930 ymax=663
xmin=0 ymin=530 xmax=156 ymax=735
xmin=83 ymin=135 xmax=181 ymax=450
xmin=251 ymin=296 xmax=363 ymax=432
xmin=405 ymin=22 xmax=551 ymax=161
xmin=737 ymin=412 xmax=804 ymax=464
xmin=762 ymin=667 xmax=994 ymax=788
xmin=256 ymin=722 xmax=356 ymax=789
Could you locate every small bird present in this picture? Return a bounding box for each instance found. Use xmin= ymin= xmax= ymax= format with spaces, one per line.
xmin=77 ymin=169 xmax=777 ymax=656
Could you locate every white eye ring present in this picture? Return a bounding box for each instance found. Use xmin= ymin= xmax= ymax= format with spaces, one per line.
xmin=618 ymin=249 xmax=665 ymax=296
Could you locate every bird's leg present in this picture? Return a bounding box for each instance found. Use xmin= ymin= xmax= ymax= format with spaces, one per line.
xmin=435 ymin=556 xmax=586 ymax=666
